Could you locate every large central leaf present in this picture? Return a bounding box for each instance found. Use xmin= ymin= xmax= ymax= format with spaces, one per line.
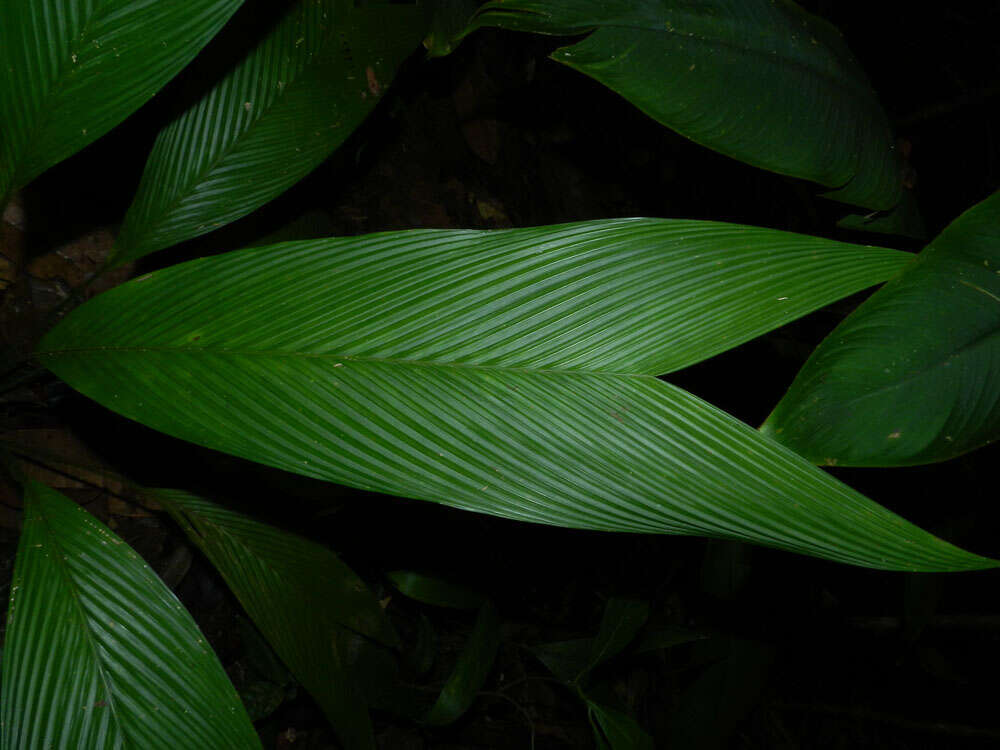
xmin=36 ymin=219 xmax=993 ymax=570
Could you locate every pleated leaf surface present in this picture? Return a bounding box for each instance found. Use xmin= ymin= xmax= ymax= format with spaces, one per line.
xmin=112 ymin=0 xmax=424 ymax=264
xmin=0 ymin=0 xmax=244 ymax=201
xmin=468 ymin=0 xmax=902 ymax=211
xmin=154 ymin=489 xmax=397 ymax=750
xmin=764 ymin=191 xmax=1000 ymax=466
xmin=36 ymin=219 xmax=994 ymax=571
xmin=0 ymin=482 xmax=260 ymax=750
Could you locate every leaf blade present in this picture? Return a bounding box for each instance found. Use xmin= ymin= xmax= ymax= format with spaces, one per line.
xmin=112 ymin=0 xmax=424 ymax=264
xmin=387 ymin=571 xmax=488 ymax=610
xmin=153 ymin=489 xmax=397 ymax=750
xmin=57 ymin=219 xmax=912 ymax=377
xmin=36 ymin=220 xmax=993 ymax=571
xmin=586 ymin=598 xmax=649 ymax=677
xmin=764 ymin=191 xmax=1000 ymax=465
xmin=0 ymin=0 xmax=244 ymax=197
xmin=587 ymin=700 xmax=655 ymax=750
xmin=421 ymin=602 xmax=501 ymax=726
xmin=0 ymin=482 xmax=260 ymax=750
xmin=468 ymin=0 xmax=902 ymax=210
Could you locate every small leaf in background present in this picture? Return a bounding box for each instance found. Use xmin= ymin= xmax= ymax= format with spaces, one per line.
xmin=153 ymin=489 xmax=397 ymax=750
xmin=425 ymin=0 xmax=484 ymax=58
xmin=422 ymin=601 xmax=502 ymax=726
xmin=837 ymin=190 xmax=928 ymax=241
xmin=587 ymin=700 xmax=655 ymax=750
xmin=35 ymin=219 xmax=985 ymax=571
xmin=763 ymin=190 xmax=1000 ymax=466
xmin=700 ymin=539 xmax=752 ymax=601
xmin=531 ymin=598 xmax=649 ymax=685
xmin=388 ymin=570 xmax=488 ymax=610
xmin=903 ymin=573 xmax=946 ymax=646
xmin=631 ymin=626 xmax=708 ymax=654
xmin=530 ymin=638 xmax=595 ymax=685
xmin=467 ymin=0 xmax=902 ymax=211
xmin=586 ymin=598 xmax=650 ymax=676
xmin=112 ymin=0 xmax=425 ymax=264
xmin=0 ymin=0 xmax=245 ymax=201
xmin=1 ymin=482 xmax=260 ymax=750
xmin=408 ymin=613 xmax=438 ymax=676
xmin=667 ymin=637 xmax=775 ymax=750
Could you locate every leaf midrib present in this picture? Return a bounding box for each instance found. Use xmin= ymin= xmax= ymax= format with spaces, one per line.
xmin=32 ymin=500 xmax=129 ymax=747
xmin=499 ymin=9 xmax=873 ymax=103
xmin=38 ymin=345 xmax=659 ymax=379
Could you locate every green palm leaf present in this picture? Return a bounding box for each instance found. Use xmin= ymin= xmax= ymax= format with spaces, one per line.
xmin=152 ymin=489 xmax=396 ymax=750
xmin=764 ymin=191 xmax=1000 ymax=466
xmin=0 ymin=482 xmax=260 ymax=749
xmin=0 ymin=0 xmax=244 ymax=202
xmin=36 ymin=219 xmax=993 ymax=570
xmin=112 ymin=0 xmax=424 ymax=265
xmin=467 ymin=0 xmax=902 ymax=211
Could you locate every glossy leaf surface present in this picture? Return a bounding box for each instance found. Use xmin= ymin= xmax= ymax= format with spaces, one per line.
xmin=764 ymin=191 xmax=1000 ymax=466
xmin=113 ymin=0 xmax=423 ymax=264
xmin=0 ymin=482 xmax=259 ymax=750
xmin=37 ymin=220 xmax=993 ymax=570
xmin=0 ymin=0 xmax=243 ymax=200
xmin=468 ymin=0 xmax=902 ymax=210
xmin=154 ymin=489 xmax=397 ymax=750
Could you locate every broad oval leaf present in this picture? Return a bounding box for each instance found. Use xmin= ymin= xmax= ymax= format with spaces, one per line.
xmin=467 ymin=0 xmax=902 ymax=211
xmin=0 ymin=0 xmax=244 ymax=200
xmin=36 ymin=219 xmax=993 ymax=571
xmin=763 ymin=191 xmax=1000 ymax=466
xmin=112 ymin=0 xmax=424 ymax=265
xmin=1 ymin=482 xmax=260 ymax=750
xmin=152 ymin=489 xmax=396 ymax=750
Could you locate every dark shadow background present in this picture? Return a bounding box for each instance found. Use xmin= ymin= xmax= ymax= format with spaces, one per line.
xmin=4 ymin=1 xmax=1000 ymax=748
